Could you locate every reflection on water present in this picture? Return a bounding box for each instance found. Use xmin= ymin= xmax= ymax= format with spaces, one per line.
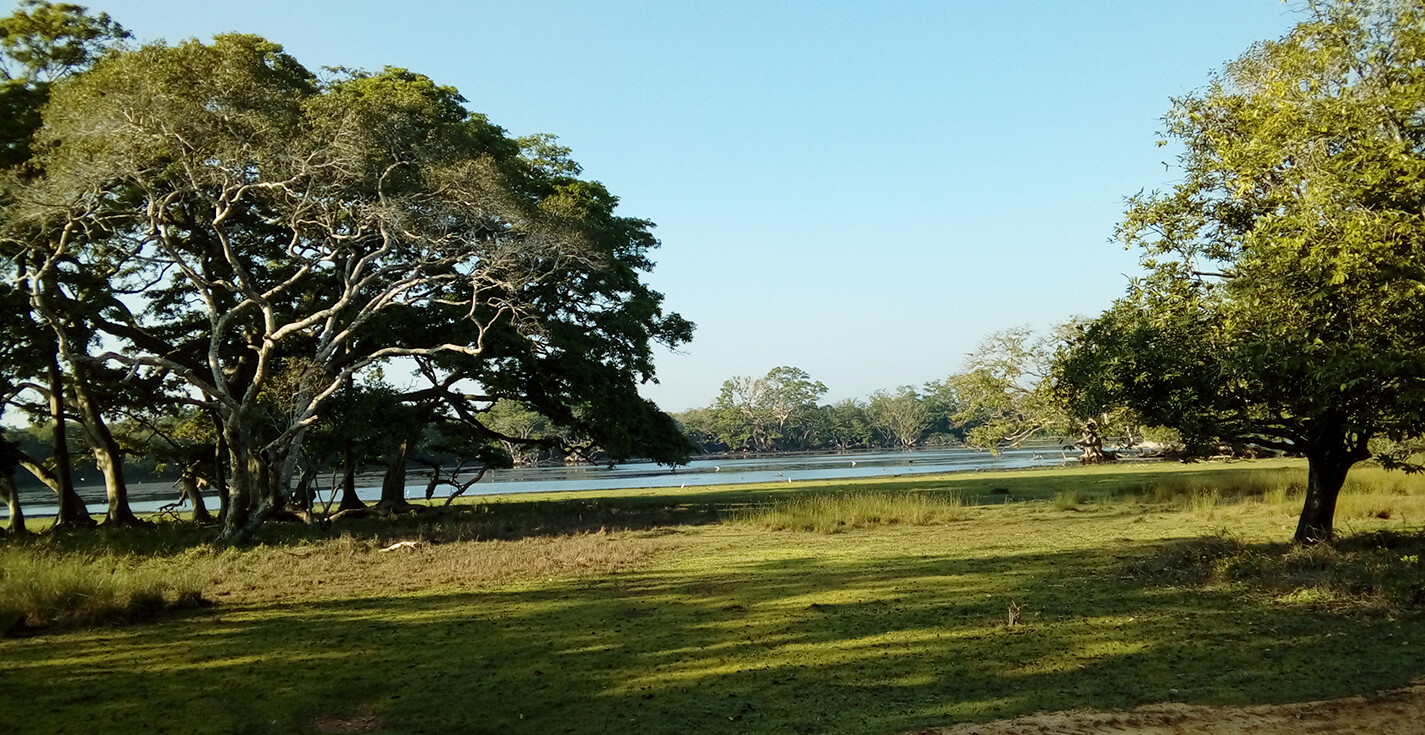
xmin=5 ymin=444 xmax=1085 ymax=519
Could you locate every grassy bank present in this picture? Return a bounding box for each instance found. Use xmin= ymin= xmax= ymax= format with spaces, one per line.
xmin=2 ymin=459 xmax=1425 ymax=734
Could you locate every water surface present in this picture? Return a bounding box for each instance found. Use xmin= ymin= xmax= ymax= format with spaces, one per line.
xmin=5 ymin=444 xmax=1085 ymax=519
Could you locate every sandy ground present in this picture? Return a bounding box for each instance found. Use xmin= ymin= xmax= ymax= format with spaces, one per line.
xmin=913 ymin=684 xmax=1425 ymax=734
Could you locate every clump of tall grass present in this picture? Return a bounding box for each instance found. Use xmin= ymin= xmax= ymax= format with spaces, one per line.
xmin=1332 ymin=465 xmax=1425 ymax=522
xmin=0 ymin=547 xmax=205 ymax=636
xmin=1126 ymin=530 xmax=1425 ymax=614
xmin=1119 ymin=467 xmax=1306 ymax=507
xmin=1117 ymin=464 xmax=1425 ymax=521
xmin=1051 ymin=489 xmax=1088 ymax=510
xmin=734 ymin=490 xmax=966 ymax=533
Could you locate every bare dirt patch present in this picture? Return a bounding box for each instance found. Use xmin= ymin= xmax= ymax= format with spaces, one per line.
xmin=914 ymin=683 xmax=1425 ymax=735
xmin=311 ymin=705 xmax=382 ymax=733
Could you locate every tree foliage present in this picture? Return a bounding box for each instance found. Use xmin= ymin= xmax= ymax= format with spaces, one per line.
xmin=951 ymin=327 xmax=1072 ymax=452
xmin=0 ymin=1 xmax=129 ymax=528
xmin=0 ymin=0 xmax=127 ymax=167
xmin=709 ymin=366 xmax=828 ymax=452
xmin=1056 ymin=0 xmax=1425 ymax=542
xmin=867 ymin=386 xmax=931 ymax=449
xmin=1 ymin=31 xmax=691 ymax=537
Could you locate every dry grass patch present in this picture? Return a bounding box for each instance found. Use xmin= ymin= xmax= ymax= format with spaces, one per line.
xmin=311 ymin=705 xmax=384 ymax=733
xmin=1105 ymin=463 xmax=1425 ymax=528
xmin=920 ymin=682 xmax=1425 ymax=735
xmin=733 ymin=489 xmax=968 ymax=533
xmin=203 ymin=530 xmax=666 ymax=604
xmin=1051 ymin=489 xmax=1089 ymax=510
xmin=1116 ymin=467 xmax=1305 ymax=506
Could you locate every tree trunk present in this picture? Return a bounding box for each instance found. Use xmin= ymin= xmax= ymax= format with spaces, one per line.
xmin=1294 ymin=435 xmax=1367 ymax=544
xmin=379 ymin=437 xmax=415 ymax=508
xmin=214 ymin=421 xmax=229 ymax=524
xmin=1077 ymin=422 xmax=1116 ymax=465
xmin=241 ymin=449 xmax=279 ymax=537
xmin=294 ymin=462 xmax=320 ymax=513
xmin=0 ymin=474 xmax=26 ymax=535
xmin=1293 ymin=421 xmax=1368 ymax=541
xmin=338 ymin=444 xmax=366 ymax=511
xmin=93 ymin=442 xmax=139 ymax=525
xmin=271 ymin=428 xmax=309 ymax=514
xmin=179 ymin=468 xmax=213 ymax=523
xmin=71 ymin=370 xmax=141 ymax=526
xmin=261 ymin=448 xmax=285 ymax=514
xmin=219 ymin=421 xmax=255 ymax=540
xmin=45 ymin=349 xmax=92 ymax=528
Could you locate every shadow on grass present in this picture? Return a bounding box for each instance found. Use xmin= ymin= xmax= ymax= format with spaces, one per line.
xmin=2 ymin=497 xmax=732 ymax=558
xmin=4 ymin=538 xmax=1423 ymax=735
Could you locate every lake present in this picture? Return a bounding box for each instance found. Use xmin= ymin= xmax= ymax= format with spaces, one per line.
xmin=3 ymin=443 xmax=1085 ymax=519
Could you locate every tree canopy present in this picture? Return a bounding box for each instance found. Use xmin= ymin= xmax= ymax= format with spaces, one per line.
xmin=1056 ymin=0 xmax=1425 ymax=542
xmin=0 ymin=0 xmax=127 ymax=167
xmin=0 ymin=30 xmax=692 ymax=537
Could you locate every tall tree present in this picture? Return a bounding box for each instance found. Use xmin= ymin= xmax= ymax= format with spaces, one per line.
xmin=948 ymin=327 xmax=1068 ymax=452
xmin=482 ymin=400 xmax=553 ymax=466
xmin=1055 ymin=0 xmax=1425 ymax=542
xmin=919 ymin=378 xmax=965 ymax=445
xmin=711 ymin=366 xmax=826 ymax=452
xmin=809 ymin=398 xmax=875 ymax=451
xmin=867 ymin=387 xmax=930 ymax=449
xmin=4 ymin=35 xmax=691 ymax=539
xmin=0 ymin=429 xmax=25 ymax=534
xmin=0 ymin=1 xmax=128 ymax=526
xmin=673 ymin=406 xmax=730 ymax=453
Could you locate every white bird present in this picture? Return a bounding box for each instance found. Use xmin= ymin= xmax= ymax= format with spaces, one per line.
xmin=851 ymin=460 xmax=858 ymax=466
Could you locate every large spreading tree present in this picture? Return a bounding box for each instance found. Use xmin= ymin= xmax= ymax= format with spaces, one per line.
xmin=709 ymin=366 xmax=827 ymax=452
xmin=2 ymin=33 xmax=692 ymax=538
xmin=1055 ymin=0 xmax=1425 ymax=542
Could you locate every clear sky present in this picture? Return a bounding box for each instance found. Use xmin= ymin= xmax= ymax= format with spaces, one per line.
xmin=82 ymin=1 xmax=1304 ymax=412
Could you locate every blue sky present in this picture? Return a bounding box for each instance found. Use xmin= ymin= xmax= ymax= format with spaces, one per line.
xmin=85 ymin=1 xmax=1304 ymax=411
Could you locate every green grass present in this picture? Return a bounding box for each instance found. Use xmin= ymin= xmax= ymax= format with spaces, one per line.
xmin=1129 ymin=530 xmax=1425 ymax=614
xmin=1051 ymin=488 xmax=1088 ymax=510
xmin=733 ymin=489 xmax=967 ymax=532
xmin=2 ymin=458 xmax=1425 ymax=734
xmin=0 ymin=546 xmax=205 ymax=635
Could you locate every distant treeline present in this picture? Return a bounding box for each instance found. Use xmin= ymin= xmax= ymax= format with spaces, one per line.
xmin=669 ymin=327 xmax=1160 ymax=456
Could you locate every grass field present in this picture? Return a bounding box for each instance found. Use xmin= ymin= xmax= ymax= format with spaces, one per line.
xmin=3 ymin=459 xmax=1425 ymax=734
